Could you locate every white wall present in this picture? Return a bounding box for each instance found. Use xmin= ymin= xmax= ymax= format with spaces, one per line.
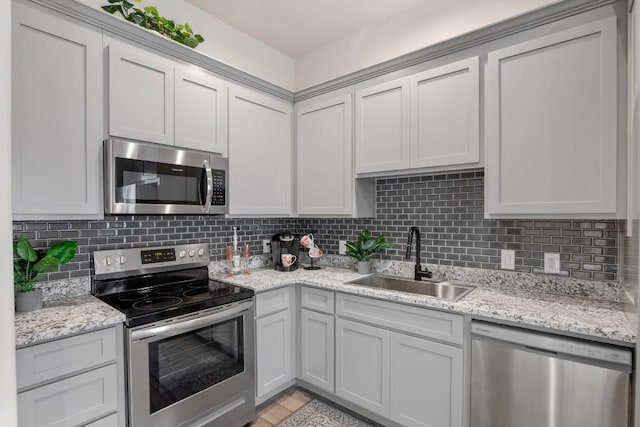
xmin=76 ymin=0 xmax=296 ymax=91
xmin=294 ymin=0 xmax=561 ymax=91
xmin=0 ymin=0 xmax=17 ymax=424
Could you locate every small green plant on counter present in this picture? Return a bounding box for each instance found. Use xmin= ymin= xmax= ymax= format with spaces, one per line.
xmin=102 ymin=0 xmax=205 ymax=48
xmin=344 ymin=229 xmax=392 ymax=262
xmin=13 ymin=237 xmax=77 ymax=292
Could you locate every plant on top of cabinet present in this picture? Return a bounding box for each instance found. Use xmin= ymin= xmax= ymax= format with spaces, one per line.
xmin=345 ymin=229 xmax=392 ymax=274
xmin=13 ymin=237 xmax=77 ymax=312
xmin=102 ymin=0 xmax=205 ymax=48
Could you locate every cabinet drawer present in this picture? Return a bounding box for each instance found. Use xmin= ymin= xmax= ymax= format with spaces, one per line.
xmin=17 ymin=327 xmax=118 ymax=391
xmin=336 ymin=294 xmax=463 ymax=345
xmin=18 ymin=364 xmax=118 ymax=427
xmin=256 ymin=287 xmax=290 ymax=317
xmin=301 ymin=287 xmax=335 ymax=314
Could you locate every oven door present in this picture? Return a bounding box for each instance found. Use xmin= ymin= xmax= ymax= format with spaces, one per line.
xmin=128 ymin=300 xmax=255 ymax=427
xmin=105 ymin=139 xmax=228 ymax=215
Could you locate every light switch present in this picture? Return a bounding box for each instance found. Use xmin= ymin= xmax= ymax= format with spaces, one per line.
xmin=500 ymin=249 xmax=515 ymax=270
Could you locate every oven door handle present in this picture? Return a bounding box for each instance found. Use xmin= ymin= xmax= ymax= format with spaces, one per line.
xmin=202 ymin=159 xmax=213 ymax=213
xmin=131 ymin=301 xmax=252 ymax=342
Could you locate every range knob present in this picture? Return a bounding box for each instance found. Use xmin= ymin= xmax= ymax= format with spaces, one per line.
xmin=105 ymin=256 xmax=113 ymax=266
xmin=197 ymin=248 xmax=205 ymax=256
xmin=179 ymin=250 xmax=187 ymax=258
xmin=117 ymin=255 xmax=127 ymax=264
xmin=188 ymin=249 xmax=196 ymax=257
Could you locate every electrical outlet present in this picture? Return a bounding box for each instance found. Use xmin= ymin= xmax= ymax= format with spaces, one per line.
xmin=339 ymin=240 xmax=347 ymax=255
xmin=500 ymin=249 xmax=515 ymax=270
xmin=544 ymin=253 xmax=560 ymax=274
xmin=262 ymin=239 xmax=271 ymax=254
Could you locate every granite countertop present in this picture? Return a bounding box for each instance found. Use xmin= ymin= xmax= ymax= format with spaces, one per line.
xmin=15 ymin=295 xmax=125 ymax=348
xmin=215 ymin=266 xmax=636 ymax=345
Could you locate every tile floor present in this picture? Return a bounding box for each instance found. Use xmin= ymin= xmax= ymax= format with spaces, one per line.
xmin=251 ymin=388 xmax=314 ymax=426
xmin=250 ymin=387 xmax=375 ymax=427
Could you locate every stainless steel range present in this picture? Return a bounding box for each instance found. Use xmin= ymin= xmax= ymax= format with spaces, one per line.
xmin=92 ymin=243 xmax=255 ymax=427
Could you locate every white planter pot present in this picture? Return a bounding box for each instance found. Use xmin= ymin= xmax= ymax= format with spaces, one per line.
xmin=357 ymin=261 xmax=371 ymax=274
xmin=15 ymin=288 xmax=43 ymax=312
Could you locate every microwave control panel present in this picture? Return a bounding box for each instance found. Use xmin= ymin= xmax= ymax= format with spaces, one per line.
xmin=212 ymin=170 xmax=226 ymax=206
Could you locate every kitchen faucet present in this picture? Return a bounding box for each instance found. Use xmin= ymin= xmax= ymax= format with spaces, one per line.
xmin=406 ymin=226 xmax=433 ymax=281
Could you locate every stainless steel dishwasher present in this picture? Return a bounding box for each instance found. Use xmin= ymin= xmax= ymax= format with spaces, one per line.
xmin=471 ymin=321 xmax=632 ymax=427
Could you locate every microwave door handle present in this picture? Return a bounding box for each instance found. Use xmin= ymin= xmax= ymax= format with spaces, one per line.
xmin=202 ymin=160 xmax=213 ymax=213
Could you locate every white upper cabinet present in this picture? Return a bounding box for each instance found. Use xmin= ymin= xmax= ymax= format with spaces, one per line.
xmin=107 ymin=38 xmax=227 ymax=155
xmin=228 ymin=85 xmax=293 ymax=215
xmin=296 ymin=94 xmax=353 ymax=215
xmin=175 ymin=66 xmax=227 ymax=155
xmin=485 ymin=17 xmax=618 ymax=217
xmin=355 ymin=78 xmax=411 ymax=173
xmin=107 ymin=39 xmax=174 ymax=145
xmin=12 ymin=1 xmax=103 ymax=219
xmin=410 ymin=57 xmax=480 ymax=169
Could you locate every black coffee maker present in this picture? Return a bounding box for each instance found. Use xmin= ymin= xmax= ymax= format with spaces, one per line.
xmin=272 ymin=231 xmax=300 ymax=271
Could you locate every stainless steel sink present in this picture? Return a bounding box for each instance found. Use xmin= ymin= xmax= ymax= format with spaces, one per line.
xmin=346 ymin=274 xmax=475 ymax=301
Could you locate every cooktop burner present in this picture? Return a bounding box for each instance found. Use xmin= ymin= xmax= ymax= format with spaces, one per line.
xmin=183 ymin=287 xmax=232 ymax=299
xmin=132 ymin=296 xmax=183 ymax=311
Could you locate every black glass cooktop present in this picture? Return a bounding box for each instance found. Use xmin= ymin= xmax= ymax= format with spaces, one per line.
xmin=94 ymin=268 xmax=254 ymax=327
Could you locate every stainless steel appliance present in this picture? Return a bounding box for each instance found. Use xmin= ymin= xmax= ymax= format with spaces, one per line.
xmin=93 ymin=244 xmax=255 ymax=427
xmin=104 ymin=139 xmax=228 ymax=215
xmin=271 ymin=231 xmax=300 ymax=271
xmin=471 ymin=321 xmax=632 ymax=427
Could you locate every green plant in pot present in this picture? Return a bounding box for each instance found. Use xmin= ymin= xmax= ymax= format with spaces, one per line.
xmin=13 ymin=237 xmax=78 ymax=313
xmin=345 ymin=229 xmax=392 ymax=274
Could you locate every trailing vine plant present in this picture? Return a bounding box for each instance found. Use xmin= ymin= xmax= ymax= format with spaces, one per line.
xmin=102 ymin=0 xmax=205 ymax=48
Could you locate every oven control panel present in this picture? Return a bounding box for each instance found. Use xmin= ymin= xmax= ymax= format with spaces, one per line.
xmin=141 ymin=248 xmax=176 ymax=264
xmin=94 ymin=243 xmax=210 ymax=279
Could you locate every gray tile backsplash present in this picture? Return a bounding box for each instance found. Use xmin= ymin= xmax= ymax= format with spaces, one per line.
xmin=13 ymin=169 xmax=621 ymax=282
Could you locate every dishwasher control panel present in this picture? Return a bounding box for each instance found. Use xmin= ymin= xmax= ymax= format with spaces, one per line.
xmin=472 ymin=322 xmax=632 ymax=366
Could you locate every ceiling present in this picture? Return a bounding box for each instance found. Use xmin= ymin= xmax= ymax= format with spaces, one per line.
xmin=185 ymin=0 xmax=437 ymax=58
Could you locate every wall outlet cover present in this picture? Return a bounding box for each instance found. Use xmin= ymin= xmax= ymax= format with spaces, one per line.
xmin=544 ymin=253 xmax=561 ymax=274
xmin=500 ymin=249 xmax=515 ymax=270
xmin=262 ymin=239 xmax=271 ymax=254
xmin=338 ymin=240 xmax=347 ymax=255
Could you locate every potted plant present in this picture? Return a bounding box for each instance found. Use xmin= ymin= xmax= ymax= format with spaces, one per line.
xmin=345 ymin=229 xmax=393 ymax=274
xmin=13 ymin=237 xmax=78 ymax=313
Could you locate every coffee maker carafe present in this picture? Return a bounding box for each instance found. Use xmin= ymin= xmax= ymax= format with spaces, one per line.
xmin=272 ymin=231 xmax=300 ymax=271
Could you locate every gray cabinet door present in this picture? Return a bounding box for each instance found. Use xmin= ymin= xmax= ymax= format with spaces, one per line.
xmin=12 ymin=1 xmax=102 ymax=219
xmin=410 ymin=57 xmax=480 ymax=169
xmin=228 ymin=85 xmax=293 ymax=215
xmin=355 ymin=77 xmax=411 ymax=174
xmin=335 ymin=318 xmax=390 ymax=417
xmin=389 ymin=332 xmax=463 ymax=427
xmin=300 ymin=309 xmax=334 ymax=393
xmin=296 ymin=94 xmax=353 ymax=215
xmin=485 ymin=17 xmax=618 ymax=216
xmin=18 ymin=364 xmax=118 ymax=427
xmin=256 ymin=309 xmax=292 ymax=398
xmin=175 ymin=66 xmax=227 ymax=156
xmin=107 ymin=37 xmax=174 ymax=145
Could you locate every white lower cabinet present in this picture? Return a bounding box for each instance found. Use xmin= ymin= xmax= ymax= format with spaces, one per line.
xmin=335 ymin=318 xmax=391 ymax=417
xmin=333 ymin=294 xmax=464 ymax=426
xmin=300 ymin=309 xmax=335 ymax=393
xmin=18 ymin=364 xmax=119 ymax=427
xmin=255 ymin=288 xmax=294 ymax=400
xmin=16 ymin=326 xmax=124 ymax=427
xmin=390 ymin=333 xmax=463 ymax=427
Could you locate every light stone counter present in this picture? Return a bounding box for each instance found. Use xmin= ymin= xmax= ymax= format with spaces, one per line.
xmin=15 ymin=295 xmax=125 ymax=348
xmin=215 ymin=266 xmax=635 ymax=346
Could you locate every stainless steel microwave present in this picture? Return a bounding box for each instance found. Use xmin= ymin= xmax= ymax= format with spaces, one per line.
xmin=104 ymin=139 xmax=228 ymax=215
